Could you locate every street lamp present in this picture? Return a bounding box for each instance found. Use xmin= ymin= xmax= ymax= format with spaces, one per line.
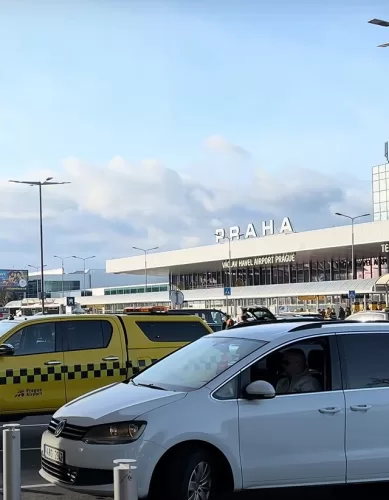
xmin=27 ymin=264 xmax=46 ymax=299
xmin=368 ymin=18 xmax=389 ymax=47
xmin=54 ymin=255 xmax=72 ymax=297
xmin=132 ymin=247 xmax=159 ymax=291
xmin=215 ymin=233 xmax=243 ymax=316
xmin=10 ymin=177 xmax=70 ymax=313
xmin=335 ymin=212 xmax=370 ymax=279
xmin=72 ymin=256 xmax=96 ymax=296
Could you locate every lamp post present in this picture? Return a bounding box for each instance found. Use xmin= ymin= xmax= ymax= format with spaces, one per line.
xmin=27 ymin=264 xmax=46 ymax=299
xmin=10 ymin=177 xmax=70 ymax=313
xmin=72 ymin=256 xmax=96 ymax=296
xmin=335 ymin=212 xmax=370 ymax=279
xmin=54 ymin=256 xmax=72 ymax=297
xmin=215 ymin=233 xmax=243 ymax=316
xmin=132 ymin=247 xmax=159 ymax=291
xmin=368 ymin=18 xmax=389 ymax=47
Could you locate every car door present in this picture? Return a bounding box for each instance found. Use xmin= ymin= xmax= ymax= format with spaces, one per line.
xmin=238 ymin=334 xmax=346 ymax=488
xmin=338 ymin=331 xmax=389 ymax=482
xmin=60 ymin=317 xmax=126 ymax=402
xmin=0 ymin=320 xmax=66 ymax=414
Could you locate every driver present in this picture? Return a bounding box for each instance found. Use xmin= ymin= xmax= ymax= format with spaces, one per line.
xmin=276 ymin=348 xmax=322 ymax=394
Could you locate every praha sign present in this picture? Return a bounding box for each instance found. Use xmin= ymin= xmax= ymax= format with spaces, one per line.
xmin=215 ymin=217 xmax=294 ymax=243
xmin=222 ymin=253 xmax=296 ymax=269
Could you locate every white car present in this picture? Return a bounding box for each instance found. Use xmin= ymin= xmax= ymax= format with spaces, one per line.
xmin=40 ymin=321 xmax=389 ymax=499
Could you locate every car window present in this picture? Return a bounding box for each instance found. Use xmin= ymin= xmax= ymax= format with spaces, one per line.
xmin=339 ymin=333 xmax=389 ymax=389
xmin=210 ymin=311 xmax=224 ymax=323
xmin=250 ymin=310 xmax=275 ymax=321
xmin=61 ymin=320 xmax=112 ymax=351
xmin=7 ymin=323 xmax=57 ymax=356
xmin=213 ymin=377 xmax=239 ymax=400
xmin=0 ymin=321 xmax=20 ymax=340
xmin=240 ymin=336 xmax=333 ymax=396
xmin=135 ymin=320 xmax=209 ymax=342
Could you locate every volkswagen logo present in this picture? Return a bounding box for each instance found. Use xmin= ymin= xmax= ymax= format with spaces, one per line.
xmin=54 ymin=419 xmax=66 ymax=437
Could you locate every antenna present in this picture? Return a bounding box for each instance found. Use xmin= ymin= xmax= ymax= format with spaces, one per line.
xmin=385 ymin=141 xmax=388 ymax=163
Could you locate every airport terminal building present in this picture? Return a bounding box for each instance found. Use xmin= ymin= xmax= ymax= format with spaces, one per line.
xmin=7 ymin=217 xmax=389 ymax=316
xmin=101 ymin=217 xmax=389 ymax=314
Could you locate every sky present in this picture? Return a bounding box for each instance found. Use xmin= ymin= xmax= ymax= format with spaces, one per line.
xmin=0 ymin=0 xmax=388 ymax=272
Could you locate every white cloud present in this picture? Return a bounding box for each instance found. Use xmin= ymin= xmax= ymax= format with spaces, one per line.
xmin=0 ymin=140 xmax=371 ymax=270
xmin=204 ymin=135 xmax=251 ymax=157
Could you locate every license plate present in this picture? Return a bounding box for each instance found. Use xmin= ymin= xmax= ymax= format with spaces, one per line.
xmin=44 ymin=445 xmax=64 ymax=464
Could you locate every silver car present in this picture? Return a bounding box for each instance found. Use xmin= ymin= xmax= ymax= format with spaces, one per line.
xmin=349 ymin=311 xmax=389 ymax=322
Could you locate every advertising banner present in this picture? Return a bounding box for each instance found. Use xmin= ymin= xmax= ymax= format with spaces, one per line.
xmin=0 ymin=270 xmax=29 ymax=290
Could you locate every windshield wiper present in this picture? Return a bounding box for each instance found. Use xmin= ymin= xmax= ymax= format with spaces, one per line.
xmin=135 ymin=382 xmax=167 ymax=390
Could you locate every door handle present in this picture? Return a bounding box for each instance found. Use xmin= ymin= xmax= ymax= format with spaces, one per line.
xmin=319 ymin=407 xmax=341 ymax=414
xmin=102 ymin=356 xmax=119 ymax=361
xmin=350 ymin=404 xmax=372 ymax=412
xmin=44 ymin=360 xmax=62 ymax=366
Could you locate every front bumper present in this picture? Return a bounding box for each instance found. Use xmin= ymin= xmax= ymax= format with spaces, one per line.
xmin=39 ymin=429 xmax=166 ymax=498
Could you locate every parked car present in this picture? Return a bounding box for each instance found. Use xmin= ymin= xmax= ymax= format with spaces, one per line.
xmin=349 ymin=310 xmax=389 ymax=322
xmin=40 ymin=320 xmax=388 ymax=499
xmin=0 ymin=307 xmax=8 ymax=320
xmin=0 ymin=310 xmax=212 ymax=420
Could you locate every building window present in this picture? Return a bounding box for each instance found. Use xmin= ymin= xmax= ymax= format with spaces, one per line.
xmin=332 ymin=260 xmax=339 ymax=281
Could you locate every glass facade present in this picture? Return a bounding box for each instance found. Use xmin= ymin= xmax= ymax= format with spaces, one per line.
xmin=27 ymin=280 xmax=81 ymax=298
xmin=373 ymin=163 xmax=389 ymax=221
xmin=172 ymin=256 xmax=386 ymax=290
xmin=104 ymin=284 xmax=169 ymax=295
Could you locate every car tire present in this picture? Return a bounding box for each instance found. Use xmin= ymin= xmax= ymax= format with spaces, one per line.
xmin=161 ymin=447 xmax=220 ymax=500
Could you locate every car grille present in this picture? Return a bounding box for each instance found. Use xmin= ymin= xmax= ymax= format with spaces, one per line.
xmin=41 ymin=457 xmax=113 ymax=486
xmin=41 ymin=457 xmax=78 ymax=484
xmin=47 ymin=417 xmax=87 ymax=441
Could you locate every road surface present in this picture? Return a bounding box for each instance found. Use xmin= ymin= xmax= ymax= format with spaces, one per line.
xmin=0 ymin=415 xmax=388 ymax=500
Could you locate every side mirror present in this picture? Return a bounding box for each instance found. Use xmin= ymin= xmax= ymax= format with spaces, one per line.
xmin=0 ymin=344 xmax=15 ymax=356
xmin=244 ymin=380 xmax=276 ymax=400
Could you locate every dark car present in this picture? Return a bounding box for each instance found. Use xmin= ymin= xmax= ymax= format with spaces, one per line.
xmin=164 ymin=308 xmax=227 ymax=331
xmin=229 ymin=307 xmax=327 ymax=330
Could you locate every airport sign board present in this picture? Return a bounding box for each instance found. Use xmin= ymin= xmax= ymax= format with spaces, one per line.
xmin=222 ymin=253 xmax=296 ymax=269
xmin=0 ymin=269 xmax=29 ymax=290
xmin=215 ymin=217 xmax=295 ymax=243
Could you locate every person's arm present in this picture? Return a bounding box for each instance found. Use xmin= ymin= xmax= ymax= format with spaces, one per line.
xmin=299 ymin=376 xmax=322 ymax=393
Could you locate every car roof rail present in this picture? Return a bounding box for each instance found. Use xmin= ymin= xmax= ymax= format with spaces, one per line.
xmin=229 ymin=317 xmax=323 ymax=330
xmin=289 ymin=319 xmax=370 ymax=331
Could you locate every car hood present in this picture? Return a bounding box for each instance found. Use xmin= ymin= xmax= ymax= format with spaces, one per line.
xmin=54 ymin=381 xmax=187 ymax=426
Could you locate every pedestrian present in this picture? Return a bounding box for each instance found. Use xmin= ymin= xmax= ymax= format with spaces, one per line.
xmin=226 ymin=316 xmax=235 ymax=328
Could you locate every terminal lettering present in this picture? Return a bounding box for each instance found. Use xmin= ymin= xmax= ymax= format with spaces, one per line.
xmin=215 ymin=217 xmax=294 ymax=243
xmin=222 ymin=253 xmax=296 ymax=269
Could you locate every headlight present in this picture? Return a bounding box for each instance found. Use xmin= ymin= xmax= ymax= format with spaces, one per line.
xmin=82 ymin=421 xmax=146 ymax=445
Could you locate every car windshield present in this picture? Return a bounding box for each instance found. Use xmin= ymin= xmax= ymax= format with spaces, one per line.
xmin=131 ymin=335 xmax=266 ymax=392
xmin=0 ymin=321 xmax=18 ymax=340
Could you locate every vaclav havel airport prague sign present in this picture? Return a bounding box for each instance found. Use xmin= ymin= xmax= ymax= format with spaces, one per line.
xmin=215 ymin=216 xmax=295 ymax=243
xmin=222 ymin=253 xmax=296 ymax=269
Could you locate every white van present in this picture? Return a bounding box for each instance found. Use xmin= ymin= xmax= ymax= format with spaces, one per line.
xmin=40 ymin=320 xmax=387 ymax=499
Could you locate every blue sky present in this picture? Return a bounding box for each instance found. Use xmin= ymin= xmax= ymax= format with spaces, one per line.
xmin=0 ymin=0 xmax=388 ymax=269
xmin=0 ymin=0 xmax=388 ymax=178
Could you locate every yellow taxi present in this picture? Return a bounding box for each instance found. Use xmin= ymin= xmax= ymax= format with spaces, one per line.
xmin=0 ymin=309 xmax=212 ymax=419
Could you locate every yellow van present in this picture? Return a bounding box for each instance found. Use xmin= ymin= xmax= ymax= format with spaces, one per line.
xmin=0 ymin=310 xmax=212 ymax=419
